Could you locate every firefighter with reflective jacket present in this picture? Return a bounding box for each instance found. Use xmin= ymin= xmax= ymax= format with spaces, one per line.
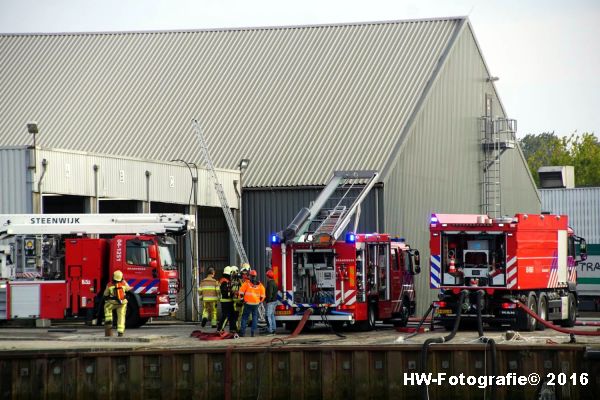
xmin=238 ymin=269 xmax=266 ymax=337
xmin=230 ymin=266 xmax=242 ymax=330
xmin=217 ymin=266 xmax=237 ymax=332
xmin=199 ymin=267 xmax=220 ymax=328
xmin=103 ymin=270 xmax=131 ymax=337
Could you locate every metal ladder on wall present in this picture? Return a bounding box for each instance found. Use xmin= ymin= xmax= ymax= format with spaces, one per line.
xmin=479 ymin=117 xmax=517 ymax=218
xmin=192 ymin=120 xmax=249 ymax=265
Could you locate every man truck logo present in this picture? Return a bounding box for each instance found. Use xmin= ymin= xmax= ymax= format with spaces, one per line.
xmin=30 ymin=217 xmax=81 ymax=224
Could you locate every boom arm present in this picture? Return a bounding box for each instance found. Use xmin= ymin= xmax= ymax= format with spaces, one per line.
xmin=0 ymin=213 xmax=193 ymax=239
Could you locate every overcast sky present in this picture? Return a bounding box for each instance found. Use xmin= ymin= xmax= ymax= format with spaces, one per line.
xmin=1 ymin=0 xmax=599 ymax=138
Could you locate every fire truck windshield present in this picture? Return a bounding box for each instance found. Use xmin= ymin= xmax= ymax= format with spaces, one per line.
xmin=159 ymin=245 xmax=176 ymax=270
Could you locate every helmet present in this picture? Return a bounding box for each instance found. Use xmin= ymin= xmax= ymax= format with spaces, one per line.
xmin=113 ymin=270 xmax=123 ymax=281
xmin=223 ymin=266 xmax=232 ymax=275
xmin=249 ymin=270 xmax=257 ymax=277
xmin=266 ymin=270 xmax=274 ymax=279
xmin=241 ymin=263 xmax=250 ymax=271
xmin=229 ymin=265 xmax=239 ymax=274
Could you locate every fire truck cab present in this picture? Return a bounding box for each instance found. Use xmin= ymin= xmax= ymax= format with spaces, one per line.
xmin=0 ymin=213 xmax=192 ymax=327
xmin=430 ymin=213 xmax=587 ymax=331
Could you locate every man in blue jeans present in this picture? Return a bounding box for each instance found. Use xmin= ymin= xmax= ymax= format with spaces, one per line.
xmin=264 ymin=269 xmax=278 ymax=335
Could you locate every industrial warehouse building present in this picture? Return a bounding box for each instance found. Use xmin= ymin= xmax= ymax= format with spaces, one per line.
xmin=0 ymin=16 xmax=540 ymax=313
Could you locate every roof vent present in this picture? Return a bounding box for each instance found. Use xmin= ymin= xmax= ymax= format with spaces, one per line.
xmin=538 ymin=166 xmax=575 ymax=189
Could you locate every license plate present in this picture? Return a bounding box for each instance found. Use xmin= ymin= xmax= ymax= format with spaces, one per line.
xmin=437 ymin=309 xmax=452 ymax=315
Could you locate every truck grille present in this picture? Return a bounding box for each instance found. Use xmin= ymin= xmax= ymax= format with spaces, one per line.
xmin=168 ymin=279 xmax=178 ymax=294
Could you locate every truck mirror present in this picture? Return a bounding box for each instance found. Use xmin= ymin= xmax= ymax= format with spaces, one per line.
xmin=576 ymin=237 xmax=588 ymax=262
xmin=413 ymin=250 xmax=420 ymax=268
xmin=148 ymin=244 xmax=158 ymax=260
xmin=149 ymin=259 xmax=158 ymax=269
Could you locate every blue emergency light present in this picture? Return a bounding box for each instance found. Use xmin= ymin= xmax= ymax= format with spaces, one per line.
xmin=430 ymin=215 xmax=438 ymax=223
xmin=271 ymin=233 xmax=280 ymax=244
xmin=346 ymin=232 xmax=356 ymax=243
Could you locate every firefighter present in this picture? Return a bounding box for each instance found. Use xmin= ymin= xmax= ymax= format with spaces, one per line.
xmin=230 ymin=265 xmax=242 ymax=330
xmin=217 ymin=266 xmax=237 ymax=332
xmin=238 ymin=269 xmax=265 ymax=337
xmin=103 ymin=270 xmax=131 ymax=337
xmin=199 ymin=267 xmax=220 ymax=328
xmin=264 ymin=269 xmax=278 ymax=335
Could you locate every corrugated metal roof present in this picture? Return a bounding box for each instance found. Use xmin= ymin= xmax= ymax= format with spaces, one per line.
xmin=0 ymin=18 xmax=464 ymax=187
xmin=540 ymin=188 xmax=600 ymax=243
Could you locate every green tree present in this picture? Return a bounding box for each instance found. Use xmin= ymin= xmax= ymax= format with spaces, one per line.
xmin=519 ymin=132 xmax=600 ymax=187
xmin=570 ymin=133 xmax=600 ymax=186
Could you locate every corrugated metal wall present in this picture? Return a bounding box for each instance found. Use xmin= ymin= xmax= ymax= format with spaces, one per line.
xmin=540 ymin=188 xmax=600 ymax=243
xmin=198 ymin=206 xmax=230 ymax=275
xmin=0 ymin=19 xmax=462 ymax=188
xmin=0 ymin=148 xmax=32 ymax=213
xmin=242 ymin=187 xmax=383 ymax=276
xmin=383 ymin=26 xmax=540 ymax=314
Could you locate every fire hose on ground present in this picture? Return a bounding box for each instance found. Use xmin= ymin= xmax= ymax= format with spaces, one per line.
xmin=513 ymin=299 xmax=600 ymax=336
xmin=476 ymin=290 xmax=497 ymax=400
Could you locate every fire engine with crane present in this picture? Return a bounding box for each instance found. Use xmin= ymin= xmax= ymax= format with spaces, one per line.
xmin=271 ymin=171 xmax=421 ymax=331
xmin=0 ymin=213 xmax=193 ymax=328
xmin=429 ymin=213 xmax=587 ymax=331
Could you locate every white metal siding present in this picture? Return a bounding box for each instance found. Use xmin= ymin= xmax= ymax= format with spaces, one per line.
xmin=31 ymin=148 xmax=239 ymax=209
xmin=540 ymin=188 xmax=600 ymax=243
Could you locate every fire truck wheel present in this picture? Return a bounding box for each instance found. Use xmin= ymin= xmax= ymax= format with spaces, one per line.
xmin=536 ymin=293 xmax=548 ymax=331
xmin=356 ymin=304 xmax=376 ymax=331
xmin=517 ymin=292 xmax=537 ymax=332
xmin=560 ymin=293 xmax=576 ymax=328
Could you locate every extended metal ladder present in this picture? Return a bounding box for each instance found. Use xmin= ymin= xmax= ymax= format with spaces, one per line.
xmin=479 ymin=117 xmax=517 ymax=218
xmin=288 ymin=170 xmax=379 ymax=242
xmin=193 ymin=120 xmax=249 ymax=265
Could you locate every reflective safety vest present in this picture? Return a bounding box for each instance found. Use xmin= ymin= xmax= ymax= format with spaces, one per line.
xmin=199 ymin=276 xmax=220 ymax=301
xmin=219 ymin=277 xmax=233 ymax=303
xmin=239 ymin=281 xmax=266 ymax=305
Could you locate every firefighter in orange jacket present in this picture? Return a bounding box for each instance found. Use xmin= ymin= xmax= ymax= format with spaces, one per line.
xmin=238 ymin=270 xmax=265 ymax=337
xmin=103 ymin=270 xmax=131 ymax=337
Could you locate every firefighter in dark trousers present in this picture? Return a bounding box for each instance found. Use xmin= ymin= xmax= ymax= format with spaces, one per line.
xmin=238 ymin=270 xmax=265 ymax=337
xmin=199 ymin=267 xmax=220 ymax=328
xmin=103 ymin=270 xmax=131 ymax=337
xmin=217 ymin=266 xmax=237 ymax=332
xmin=265 ymin=270 xmax=278 ymax=335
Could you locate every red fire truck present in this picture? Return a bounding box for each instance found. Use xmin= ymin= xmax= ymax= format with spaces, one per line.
xmin=271 ymin=171 xmax=421 ymax=331
xmin=429 ymin=213 xmax=587 ymax=331
xmin=0 ymin=213 xmax=193 ymax=327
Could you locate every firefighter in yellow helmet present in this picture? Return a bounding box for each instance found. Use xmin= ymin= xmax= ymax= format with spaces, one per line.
xmin=103 ymin=270 xmax=131 ymax=337
xmin=199 ymin=267 xmax=220 ymax=328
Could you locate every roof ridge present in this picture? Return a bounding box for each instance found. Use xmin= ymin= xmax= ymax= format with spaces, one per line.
xmin=0 ymin=16 xmax=467 ymax=37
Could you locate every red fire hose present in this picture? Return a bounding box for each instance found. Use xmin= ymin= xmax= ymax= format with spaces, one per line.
xmin=515 ymin=300 xmax=600 ymax=336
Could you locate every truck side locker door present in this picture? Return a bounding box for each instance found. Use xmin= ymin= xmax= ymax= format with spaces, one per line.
xmin=68 ymin=265 xmax=82 ymax=315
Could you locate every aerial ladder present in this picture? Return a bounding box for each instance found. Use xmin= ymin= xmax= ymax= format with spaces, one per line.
xmin=192 ymin=120 xmax=267 ymax=324
xmin=192 ymin=120 xmax=249 ymax=265
xmin=282 ymin=170 xmax=380 ymax=243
